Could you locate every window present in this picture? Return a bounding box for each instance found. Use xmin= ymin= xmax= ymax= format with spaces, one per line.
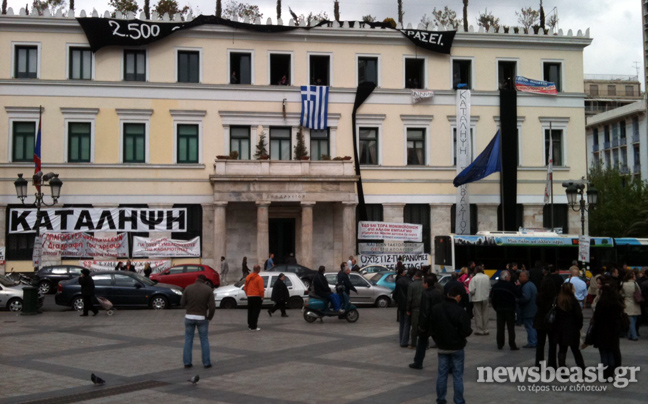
xmin=310 ymin=129 xmax=329 ymax=160
xmin=451 ymin=204 xmax=478 ymax=235
xmin=358 ymin=56 xmax=378 ymax=86
xmin=230 ymin=126 xmax=251 ymax=160
xmin=407 ymin=128 xmax=425 ymax=165
xmin=625 ymin=85 xmax=634 ymax=96
xmin=92 ymin=274 xmax=113 ymax=286
xmin=620 ymin=121 xmax=626 ymax=139
xmin=229 ymin=52 xmax=252 ymax=84
xmin=359 ymin=127 xmax=378 ymax=165
xmin=270 ymin=127 xmax=291 ymax=160
xmin=123 ymin=123 xmax=146 ymax=163
xmin=69 ymin=47 xmax=92 ymax=80
xmin=633 ymin=117 xmax=639 ymax=140
xmin=405 ymin=58 xmax=424 ymax=89
xmin=124 ymin=50 xmax=146 ymax=81
xmin=452 ymin=59 xmax=472 ymax=89
xmin=404 ymin=204 xmax=430 ymax=253
xmin=15 ymin=45 xmax=38 ymax=78
xmin=592 ymin=128 xmax=599 ymax=146
xmin=634 ymin=146 xmax=640 ymax=167
xmin=612 ymin=123 xmax=618 ymax=142
xmin=12 ymin=121 xmax=35 ymax=162
xmin=497 ymin=204 xmax=524 ymax=231
xmin=452 ymin=128 xmax=474 ymax=166
xmin=604 ymin=125 xmax=610 ymax=143
xmin=177 ymin=124 xmax=199 ymax=163
xmin=621 ymin=148 xmax=628 ymax=166
xmin=545 ymin=129 xmax=563 ymax=166
xmin=543 ymin=204 xmax=569 ymax=233
xmin=4 ymin=205 xmax=35 ymax=260
xmin=613 ymin=149 xmax=619 ymax=167
xmin=68 ymin=122 xmax=91 ymax=162
xmin=114 ymin=274 xmax=139 ymax=287
xmin=605 ymin=151 xmax=611 ymax=167
xmin=358 ymin=204 xmax=383 ymax=222
xmin=186 ymin=265 xmax=202 ymax=273
xmin=310 ymin=55 xmax=330 ymax=86
xmin=177 ymin=50 xmax=199 ymax=83
xmin=270 ymin=53 xmax=291 ymax=85
xmin=543 ymin=62 xmax=562 ymax=91
xmin=590 ymin=84 xmax=599 ymax=96
xmin=498 ymin=61 xmax=516 ymax=90
xmin=607 ymin=85 xmax=616 ymax=96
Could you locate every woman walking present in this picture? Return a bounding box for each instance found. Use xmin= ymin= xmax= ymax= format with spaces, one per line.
xmin=621 ymin=271 xmax=641 ymax=341
xmin=591 ymin=282 xmax=624 ymax=379
xmin=553 ymin=283 xmax=585 ymax=369
xmin=268 ymin=273 xmax=289 ymax=317
xmin=143 ymin=263 xmax=152 ymax=278
xmin=241 ymin=257 xmax=250 ymax=281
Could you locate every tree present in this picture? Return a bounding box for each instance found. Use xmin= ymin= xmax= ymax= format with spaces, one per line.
xmin=254 ymin=130 xmax=268 ymax=159
xmin=421 ymin=6 xmax=461 ymax=30
xmin=362 ymin=14 xmax=376 ymax=23
xmin=397 ymin=0 xmax=403 ymax=26
xmin=223 ymin=0 xmax=262 ymax=20
xmin=588 ymin=164 xmax=648 ymax=237
xmin=153 ymin=0 xmax=189 ymax=19
xmin=539 ymin=3 xmax=545 ymax=30
xmin=3 ymin=0 xmax=8 ymax=14
xmin=289 ymin=8 xmax=328 ymax=26
xmin=31 ymin=0 xmax=66 ymax=15
xmin=516 ymin=7 xmax=539 ymax=31
xmin=275 ymin=0 xmax=280 ymax=19
xmin=109 ymin=0 xmax=140 ymax=15
xmin=143 ymin=0 xmax=149 ymax=18
xmin=547 ymin=13 xmax=558 ymax=30
xmin=333 ymin=0 xmax=339 ymax=22
xmin=476 ymin=8 xmax=500 ymax=31
xmin=383 ymin=17 xmax=396 ymax=28
xmin=293 ymin=127 xmax=308 ymax=159
xmin=462 ymin=0 xmax=468 ymax=31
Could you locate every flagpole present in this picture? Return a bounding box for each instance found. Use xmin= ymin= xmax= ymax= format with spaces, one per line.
xmin=550 ymin=121 xmax=554 ymax=231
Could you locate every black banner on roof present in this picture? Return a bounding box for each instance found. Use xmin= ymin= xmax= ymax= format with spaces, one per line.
xmin=76 ymin=16 xmax=455 ymax=54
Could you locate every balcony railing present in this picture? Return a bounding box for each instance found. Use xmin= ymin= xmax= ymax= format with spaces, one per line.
xmin=586 ymin=89 xmax=642 ymax=98
xmin=634 ymin=164 xmax=641 ymax=174
xmin=604 ymin=141 xmax=611 ymax=149
xmin=633 ymin=135 xmax=640 ymax=143
xmin=612 ymin=138 xmax=619 ymax=147
xmin=620 ymin=138 xmax=627 ymax=146
xmin=593 ymin=144 xmax=599 ymax=152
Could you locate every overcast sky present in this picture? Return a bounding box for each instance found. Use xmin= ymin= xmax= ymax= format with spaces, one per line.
xmin=8 ymin=0 xmax=646 ymax=89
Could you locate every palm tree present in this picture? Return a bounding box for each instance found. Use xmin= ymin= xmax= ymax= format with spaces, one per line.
xmin=462 ymin=0 xmax=468 ymax=31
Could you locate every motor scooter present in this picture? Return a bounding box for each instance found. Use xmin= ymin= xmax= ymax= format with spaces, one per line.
xmin=302 ymin=292 xmax=359 ymax=323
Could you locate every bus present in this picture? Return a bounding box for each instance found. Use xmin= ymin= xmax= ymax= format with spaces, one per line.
xmin=434 ymin=231 xmax=615 ymax=279
xmin=613 ymin=238 xmax=648 ymax=269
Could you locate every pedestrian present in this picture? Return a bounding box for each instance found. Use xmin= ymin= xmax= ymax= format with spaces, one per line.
xmin=265 ymin=253 xmax=275 ymax=271
xmin=590 ymin=282 xmax=624 ymax=379
xmin=337 ymin=262 xmax=358 ymax=310
xmin=244 ymin=265 xmax=264 ymax=331
xmin=517 ymin=270 xmax=538 ymax=348
xmin=285 ymin=253 xmax=297 ymax=265
xmin=620 ymin=270 xmax=641 ymax=341
xmin=534 ymin=272 xmax=559 ymax=367
xmin=393 ymin=266 xmax=412 ymax=347
xmin=406 ymin=271 xmax=424 ymax=349
xmin=430 ymin=284 xmax=473 ymax=404
xmin=78 ymin=268 xmax=98 ymax=316
xmin=115 ymin=261 xmax=124 ymax=271
xmin=469 ymin=266 xmax=491 ymax=335
xmin=529 ymin=260 xmax=544 ymax=291
xmin=444 ymin=272 xmax=469 ymax=311
xmin=241 ymin=256 xmax=250 ymax=281
xmin=181 ymin=274 xmax=216 ymax=369
xmin=409 ymin=274 xmax=443 ymax=369
xmin=588 ymin=268 xmax=602 ymax=308
xmin=553 ymin=283 xmax=585 ymax=369
xmin=125 ymin=259 xmax=135 ymax=272
xmin=268 ymin=273 xmax=289 ymax=317
xmin=569 ymin=260 xmax=580 ymax=275
xmin=347 ymin=256 xmax=354 ymax=272
xmin=490 ymin=270 xmax=520 ymax=350
xmin=313 ymin=265 xmax=338 ymax=311
xmin=143 ymin=262 xmax=152 ymax=278
xmin=564 ymin=267 xmax=588 ymax=308
xmin=220 ymin=256 xmax=229 ymax=286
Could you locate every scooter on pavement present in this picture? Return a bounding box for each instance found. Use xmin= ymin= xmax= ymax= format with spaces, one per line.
xmin=302 ymin=292 xmax=359 ymax=323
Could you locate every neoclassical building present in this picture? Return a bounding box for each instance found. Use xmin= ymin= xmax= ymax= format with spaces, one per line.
xmin=0 ymin=9 xmax=592 ymax=272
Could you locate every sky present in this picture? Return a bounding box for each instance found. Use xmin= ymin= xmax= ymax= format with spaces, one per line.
xmin=7 ymin=0 xmax=646 ymax=89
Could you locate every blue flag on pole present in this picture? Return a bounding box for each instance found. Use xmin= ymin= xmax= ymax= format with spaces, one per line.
xmin=453 ymin=130 xmax=501 ymax=187
xmin=300 ymin=85 xmax=329 ymax=130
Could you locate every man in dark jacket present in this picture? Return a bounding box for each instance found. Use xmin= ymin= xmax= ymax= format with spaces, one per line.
xmin=529 ymin=260 xmax=544 ymax=290
xmin=490 ymin=270 xmax=520 ymax=350
xmin=546 ymin=264 xmax=564 ymax=295
xmin=394 ymin=267 xmax=411 ymax=347
xmin=444 ymin=272 xmax=468 ymax=311
xmin=268 ymin=273 xmax=289 ymax=317
xmin=337 ymin=263 xmax=357 ymax=310
xmin=517 ymin=270 xmax=538 ymax=348
xmin=313 ymin=266 xmax=338 ymax=311
xmin=78 ymin=268 xmax=98 ymax=316
xmin=406 ymin=271 xmax=424 ymax=348
xmin=409 ymin=274 xmax=444 ymax=369
xmin=430 ymin=284 xmax=473 ymax=404
xmin=181 ymin=274 xmax=216 ymax=368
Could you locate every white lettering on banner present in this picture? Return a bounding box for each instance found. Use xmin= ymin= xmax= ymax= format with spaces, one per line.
xmin=8 ymin=208 xmax=187 ymax=234
xmin=411 ymin=90 xmax=434 ymax=104
xmin=455 ymin=90 xmax=471 ymax=235
xmin=359 ymin=254 xmax=429 ymax=270
xmin=358 ymin=221 xmax=423 ymax=242
xmin=40 ymin=233 xmax=129 ymax=258
xmin=579 ymin=236 xmax=591 ymax=263
xmin=133 ymin=236 xmax=201 ymax=258
xmin=79 ymin=259 xmax=171 ymax=274
xmin=358 ymin=242 xmax=424 ymax=254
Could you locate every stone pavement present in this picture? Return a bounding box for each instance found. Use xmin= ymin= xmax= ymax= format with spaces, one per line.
xmin=0 ymin=299 xmax=647 ymax=404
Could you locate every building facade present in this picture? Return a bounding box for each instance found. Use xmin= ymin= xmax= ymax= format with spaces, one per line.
xmin=583 ymin=74 xmax=643 ymax=117
xmin=0 ymin=9 xmax=592 ymax=272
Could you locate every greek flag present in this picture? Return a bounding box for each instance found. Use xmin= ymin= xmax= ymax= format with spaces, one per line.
xmin=300 ymin=85 xmax=329 ymax=130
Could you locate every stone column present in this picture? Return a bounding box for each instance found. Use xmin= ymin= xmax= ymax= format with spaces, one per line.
xmin=213 ymin=202 xmax=228 ymax=264
xmin=342 ymin=202 xmax=357 ymax=261
xmin=300 ymin=202 xmax=315 ymax=269
xmin=383 ymin=203 xmax=405 ymax=223
xmin=256 ymin=201 xmax=270 ymax=267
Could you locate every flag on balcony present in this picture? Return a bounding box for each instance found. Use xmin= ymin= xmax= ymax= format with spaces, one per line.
xmin=453 ymin=130 xmax=502 ymax=187
xmin=515 ymin=76 xmax=557 ymax=95
xmin=544 ymin=130 xmax=553 ymax=204
xmin=300 ymin=85 xmax=329 ymax=130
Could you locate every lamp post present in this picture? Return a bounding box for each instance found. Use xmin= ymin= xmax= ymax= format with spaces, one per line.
xmin=14 ymin=172 xmax=63 ymax=271
xmin=563 ymin=181 xmax=598 ymax=235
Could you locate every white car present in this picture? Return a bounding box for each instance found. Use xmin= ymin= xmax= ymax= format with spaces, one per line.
xmin=214 ymin=272 xmax=308 ymax=309
xmin=0 ymin=275 xmax=44 ymax=312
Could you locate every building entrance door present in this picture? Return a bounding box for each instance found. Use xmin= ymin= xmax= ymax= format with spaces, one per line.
xmin=269 ymin=218 xmax=296 ymax=265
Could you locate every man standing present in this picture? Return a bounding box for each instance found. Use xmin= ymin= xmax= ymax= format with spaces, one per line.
xmin=410 ymin=274 xmax=443 ymax=369
xmin=181 ymin=274 xmax=216 ymax=368
xmin=430 ymin=285 xmax=473 ymax=404
xmin=337 ymin=263 xmax=357 ymax=310
xmin=564 ymin=267 xmax=588 ymax=308
xmin=394 ymin=267 xmax=412 ymax=347
xmin=469 ymin=266 xmax=491 ymax=335
xmin=265 ymin=253 xmax=275 ymax=271
xmin=78 ymin=269 xmax=98 ymax=317
xmin=517 ymin=270 xmax=538 ymax=348
xmin=245 ymin=265 xmax=265 ymax=331
xmin=490 ymin=270 xmax=520 ymax=350
xmin=406 ymin=271 xmax=424 ymax=349
xmin=285 ymin=253 xmax=297 ymax=265
xmin=220 ymin=256 xmax=229 ymax=286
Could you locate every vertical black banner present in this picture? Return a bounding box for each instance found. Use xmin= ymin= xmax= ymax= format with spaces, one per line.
xmin=352 ymin=82 xmax=376 ymax=223
xmin=499 ymin=89 xmax=518 ymax=231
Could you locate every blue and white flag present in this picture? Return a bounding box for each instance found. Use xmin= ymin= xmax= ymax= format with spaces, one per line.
xmin=300 ymin=85 xmax=329 ymax=130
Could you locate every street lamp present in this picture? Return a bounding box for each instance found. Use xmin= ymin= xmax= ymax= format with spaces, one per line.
xmin=14 ymin=172 xmax=63 ymax=271
xmin=563 ymin=181 xmax=598 ymax=235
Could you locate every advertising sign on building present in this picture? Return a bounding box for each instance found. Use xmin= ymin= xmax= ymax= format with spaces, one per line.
xmin=40 ymin=233 xmax=129 ymax=258
xmin=358 ymin=242 xmax=428 ymax=270
xmin=358 ymin=222 xmax=422 ymax=242
xmin=79 ymin=260 xmax=172 ymax=274
xmin=133 ymin=236 xmax=201 ymax=258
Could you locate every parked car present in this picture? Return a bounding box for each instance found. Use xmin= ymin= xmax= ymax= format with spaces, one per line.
xmin=55 ymin=271 xmax=183 ymax=311
xmin=0 ymin=275 xmax=44 ymax=312
xmin=268 ymin=264 xmax=317 ymax=289
xmin=150 ymin=264 xmax=220 ymax=289
xmin=359 ymin=265 xmax=391 ymax=275
xmin=32 ymin=265 xmax=87 ymax=294
xmin=214 ymin=272 xmax=308 ymax=309
xmin=365 ymin=271 xmax=397 ymax=291
xmin=323 ymin=272 xmax=393 ymax=308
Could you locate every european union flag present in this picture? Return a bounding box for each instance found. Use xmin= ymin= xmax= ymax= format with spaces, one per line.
xmin=453 ymin=130 xmax=501 ymax=187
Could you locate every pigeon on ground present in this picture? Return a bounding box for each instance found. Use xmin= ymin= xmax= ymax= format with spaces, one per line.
xmin=91 ymin=373 xmax=105 ymax=385
xmin=188 ymin=374 xmax=200 ymax=385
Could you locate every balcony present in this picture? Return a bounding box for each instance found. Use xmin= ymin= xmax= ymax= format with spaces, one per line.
xmin=634 ymin=164 xmax=641 ymax=174
xmin=604 ymin=141 xmax=611 ymax=149
xmin=633 ymin=135 xmax=641 ymax=143
xmin=213 ymin=159 xmax=356 ymax=177
xmin=620 ymin=138 xmax=627 ymax=146
xmin=612 ymin=139 xmax=619 ymax=147
xmin=593 ymin=144 xmax=599 ymax=152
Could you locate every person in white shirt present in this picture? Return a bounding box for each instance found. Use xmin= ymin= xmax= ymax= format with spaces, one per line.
xmin=564 ymin=267 xmax=588 ymax=308
xmin=469 ymin=266 xmax=492 ymax=335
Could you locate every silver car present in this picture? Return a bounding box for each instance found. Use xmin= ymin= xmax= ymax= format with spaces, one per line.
xmin=0 ymin=275 xmax=44 ymax=312
xmin=213 ymin=272 xmax=308 ymax=309
xmin=324 ymin=272 xmax=393 ymax=308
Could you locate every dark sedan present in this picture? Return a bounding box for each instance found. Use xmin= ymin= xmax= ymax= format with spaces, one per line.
xmin=269 ymin=264 xmax=317 ymax=288
xmin=55 ymin=271 xmax=183 ymax=311
xmin=33 ymin=265 xmax=87 ymax=294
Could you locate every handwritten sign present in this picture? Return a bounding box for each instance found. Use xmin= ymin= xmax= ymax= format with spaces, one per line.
xmin=358 ymin=221 xmax=422 ymax=242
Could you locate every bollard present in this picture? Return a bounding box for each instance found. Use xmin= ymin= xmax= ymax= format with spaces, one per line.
xmin=21 ymin=286 xmax=40 ymax=315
